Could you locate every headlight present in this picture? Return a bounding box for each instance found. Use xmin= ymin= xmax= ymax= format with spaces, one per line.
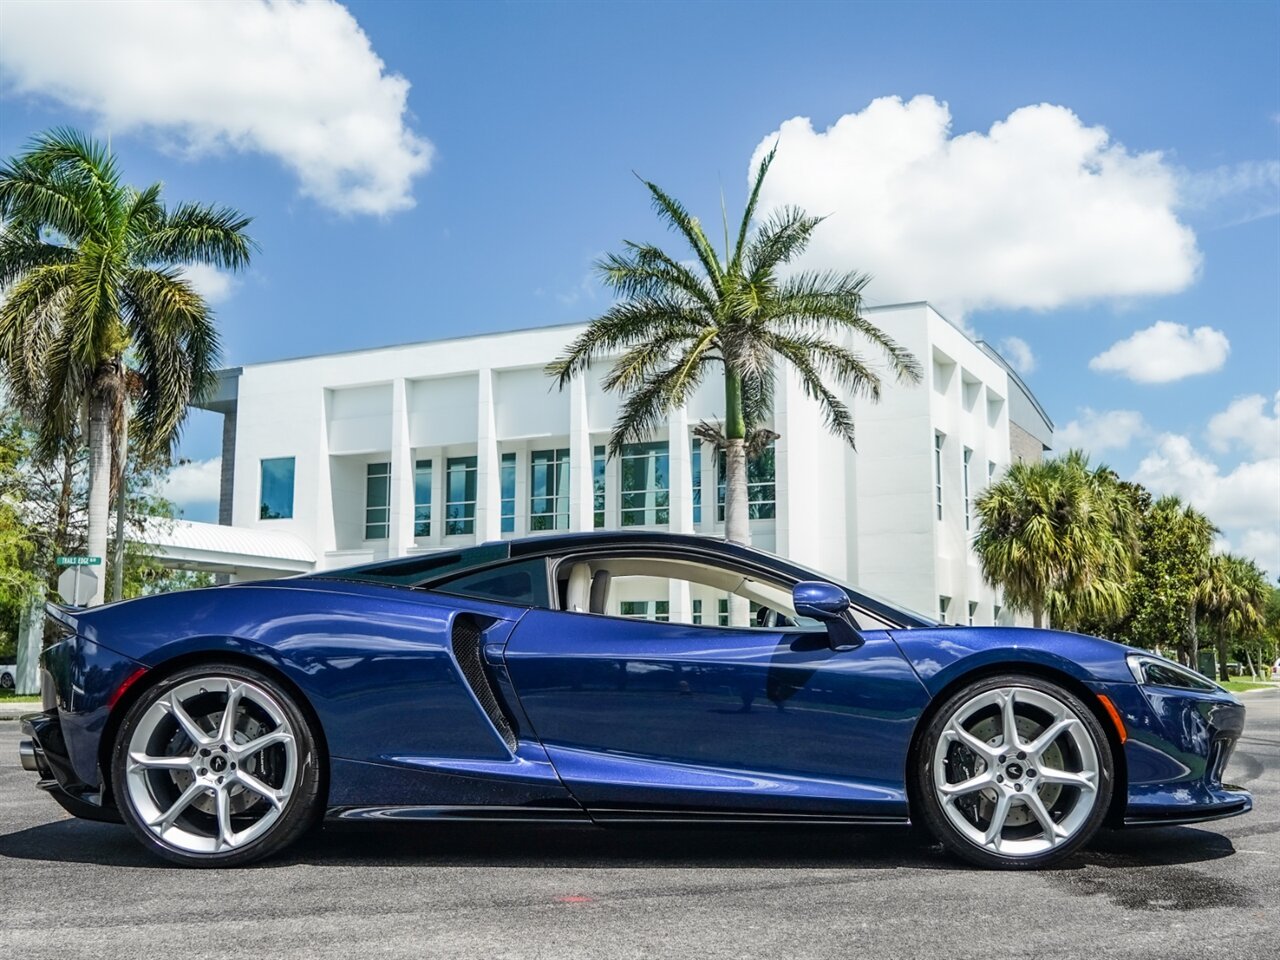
xmin=1126 ymin=653 xmax=1221 ymax=692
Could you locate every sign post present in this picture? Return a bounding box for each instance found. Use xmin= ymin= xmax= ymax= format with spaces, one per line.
xmin=56 ymin=556 xmax=102 ymax=607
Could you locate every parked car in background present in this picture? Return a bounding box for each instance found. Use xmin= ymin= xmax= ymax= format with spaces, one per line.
xmin=0 ymin=664 xmax=16 ymax=689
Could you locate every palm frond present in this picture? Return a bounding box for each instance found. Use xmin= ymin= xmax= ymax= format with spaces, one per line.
xmin=730 ymin=145 xmax=777 ymax=272
xmin=639 ymin=177 xmax=724 ymax=290
xmin=131 ymin=202 xmax=255 ymax=270
xmin=607 ymin=353 xmax=716 ymax=456
xmin=545 ymin=297 xmax=708 ymax=386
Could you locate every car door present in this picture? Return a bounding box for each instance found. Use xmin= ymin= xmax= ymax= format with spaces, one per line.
xmin=503 ymin=577 xmax=930 ymax=821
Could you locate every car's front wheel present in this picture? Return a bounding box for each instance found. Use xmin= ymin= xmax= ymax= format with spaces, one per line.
xmin=915 ymin=674 xmax=1113 ymax=869
xmin=111 ymin=662 xmax=322 ymax=867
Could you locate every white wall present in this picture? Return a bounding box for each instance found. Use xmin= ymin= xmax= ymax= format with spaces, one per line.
xmin=220 ymin=305 xmax=1030 ymax=622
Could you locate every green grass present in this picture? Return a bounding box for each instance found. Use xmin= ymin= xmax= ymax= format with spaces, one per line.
xmin=1218 ymin=679 xmax=1275 ymax=693
xmin=0 ymin=689 xmax=41 ymax=703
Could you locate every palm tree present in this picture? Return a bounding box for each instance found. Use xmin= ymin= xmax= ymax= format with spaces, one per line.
xmin=972 ymin=451 xmax=1137 ymax=629
xmin=0 ymin=129 xmax=253 ymax=605
xmin=547 ymin=147 xmax=921 ymax=544
xmin=1200 ymin=553 xmax=1269 ymax=681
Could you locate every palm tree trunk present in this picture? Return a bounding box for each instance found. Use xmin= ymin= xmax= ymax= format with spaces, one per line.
xmin=1032 ymin=599 xmax=1044 ymax=629
xmin=1216 ymin=632 xmax=1230 ymax=682
xmin=85 ymin=374 xmax=115 ymax=606
xmin=723 ymin=367 xmax=749 ymax=547
xmin=1185 ymin=600 xmax=1200 ymax=670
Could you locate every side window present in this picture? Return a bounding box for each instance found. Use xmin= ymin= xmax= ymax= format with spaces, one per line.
xmin=432 ymin=558 xmax=550 ymax=608
xmin=555 ymin=555 xmax=817 ymax=631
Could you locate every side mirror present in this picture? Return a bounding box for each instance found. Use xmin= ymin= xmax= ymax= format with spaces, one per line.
xmin=792 ymin=581 xmax=862 ymax=651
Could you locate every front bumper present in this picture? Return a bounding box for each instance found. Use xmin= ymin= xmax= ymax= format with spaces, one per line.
xmin=1096 ymin=681 xmax=1253 ymax=827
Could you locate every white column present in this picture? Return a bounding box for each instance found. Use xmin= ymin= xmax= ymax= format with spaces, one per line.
xmin=568 ymin=375 xmax=593 ymax=530
xmin=475 ymin=369 xmax=502 ymax=541
xmin=388 ymin=378 xmax=413 ymax=556
xmin=667 ymin=407 xmax=692 ymax=534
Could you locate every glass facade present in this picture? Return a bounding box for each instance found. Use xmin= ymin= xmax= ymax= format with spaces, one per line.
xmin=530 ymin=448 xmax=570 ymax=531
xmin=500 ymin=452 xmax=517 ymax=533
xmin=259 ymin=457 xmax=295 ymax=520
xmin=365 ymin=462 xmax=391 ymax=540
xmin=716 ymin=442 xmax=776 ymax=521
xmin=445 ymin=456 xmax=477 ymax=535
xmin=413 ymin=459 xmax=432 ymax=537
xmin=593 ymin=445 xmax=606 ymax=529
xmin=934 ymin=432 xmax=945 ymax=520
xmin=691 ymin=439 xmax=702 ymax=525
xmin=620 ymin=441 xmax=669 ymax=526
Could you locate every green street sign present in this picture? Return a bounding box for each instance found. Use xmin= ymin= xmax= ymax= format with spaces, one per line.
xmin=56 ymin=555 xmax=102 ymax=567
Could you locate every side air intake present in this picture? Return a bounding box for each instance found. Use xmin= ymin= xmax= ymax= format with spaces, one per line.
xmin=450 ymin=616 xmax=518 ymax=752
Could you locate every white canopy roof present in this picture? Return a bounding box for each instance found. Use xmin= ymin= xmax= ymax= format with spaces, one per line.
xmin=135 ymin=517 xmax=316 ymax=575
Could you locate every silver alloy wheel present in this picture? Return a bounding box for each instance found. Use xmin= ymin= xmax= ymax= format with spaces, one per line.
xmin=124 ymin=676 xmax=298 ymax=855
xmin=931 ymin=686 xmax=1100 ymax=858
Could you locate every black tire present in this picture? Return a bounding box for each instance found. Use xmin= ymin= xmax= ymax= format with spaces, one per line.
xmin=1 ymin=672 xmax=14 ymax=690
xmin=111 ymin=661 xmax=323 ymax=867
xmin=914 ymin=673 xmax=1113 ymax=870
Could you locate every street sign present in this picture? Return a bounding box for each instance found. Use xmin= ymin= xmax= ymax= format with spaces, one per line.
xmin=58 ymin=565 xmax=100 ymax=606
xmin=57 ymin=555 xmax=102 ymax=566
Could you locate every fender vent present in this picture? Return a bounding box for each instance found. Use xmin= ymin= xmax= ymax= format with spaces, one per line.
xmin=451 ymin=616 xmax=518 ymax=752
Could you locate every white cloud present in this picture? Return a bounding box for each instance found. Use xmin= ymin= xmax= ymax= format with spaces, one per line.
xmin=158 ymin=457 xmax=222 ymax=510
xmin=1206 ymin=391 xmax=1280 ymax=460
xmin=1134 ymin=434 xmax=1280 ymax=578
xmin=178 ymin=264 xmax=237 ymax=305
xmin=750 ymin=96 xmax=1200 ymax=316
xmin=998 ymin=336 xmax=1036 ymax=374
xmin=1178 ymin=160 xmax=1280 ymax=227
xmin=1088 ymin=321 xmax=1229 ymax=384
xmin=0 ymin=0 xmax=432 ymax=216
xmin=1056 ymin=408 xmax=1147 ymax=454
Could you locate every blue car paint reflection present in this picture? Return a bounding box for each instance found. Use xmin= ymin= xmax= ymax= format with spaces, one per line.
xmin=27 ymin=531 xmax=1251 ymax=830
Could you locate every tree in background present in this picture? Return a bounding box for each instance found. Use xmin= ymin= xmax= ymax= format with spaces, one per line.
xmin=0 ymin=402 xmax=211 ymax=657
xmin=0 ymin=129 xmax=252 ymax=604
xmin=1199 ymin=553 xmax=1270 ymax=681
xmin=1114 ymin=496 xmax=1217 ymax=665
xmin=973 ymin=451 xmax=1137 ymax=629
xmin=547 ymin=147 xmax=920 ymax=544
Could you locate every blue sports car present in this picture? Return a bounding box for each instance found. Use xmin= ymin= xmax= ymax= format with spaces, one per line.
xmin=19 ymin=531 xmax=1250 ymax=869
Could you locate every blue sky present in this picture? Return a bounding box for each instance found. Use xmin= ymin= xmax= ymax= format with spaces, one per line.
xmin=1 ymin=0 xmax=1277 ymax=572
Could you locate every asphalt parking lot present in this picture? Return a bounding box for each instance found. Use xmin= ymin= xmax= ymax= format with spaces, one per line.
xmin=1 ymin=689 xmax=1276 ymax=960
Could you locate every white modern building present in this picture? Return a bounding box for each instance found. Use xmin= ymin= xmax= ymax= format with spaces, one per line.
xmin=172 ymin=301 xmax=1052 ymax=625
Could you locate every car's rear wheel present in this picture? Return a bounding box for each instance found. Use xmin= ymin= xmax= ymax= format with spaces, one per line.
xmin=111 ymin=662 xmax=322 ymax=867
xmin=915 ymin=674 xmax=1113 ymax=869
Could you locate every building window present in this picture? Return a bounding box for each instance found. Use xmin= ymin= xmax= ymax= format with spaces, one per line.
xmin=988 ymin=460 xmax=997 ymax=485
xmin=962 ymin=447 xmax=973 ymax=532
xmin=654 ymin=600 xmax=670 ymax=622
xmin=621 ymin=441 xmax=669 ymax=526
xmin=620 ymin=601 xmax=648 ymax=619
xmin=993 ymin=604 xmax=1003 ymax=625
xmin=691 ymin=439 xmax=702 ymax=525
xmin=716 ymin=442 xmax=776 ymax=521
xmin=530 ymin=448 xmax=570 ymax=531
xmin=500 ymin=452 xmax=517 ymax=533
xmin=413 ymin=459 xmax=432 ymax=537
xmin=692 ymin=598 xmax=703 ymax=625
xmin=259 ymin=457 xmax=295 ymax=520
xmin=718 ymin=598 xmax=729 ymax=626
xmin=593 ymin=445 xmax=606 ymax=529
xmin=934 ymin=432 xmax=945 ymax=521
xmin=938 ymin=595 xmax=951 ymax=623
xmin=365 ymin=462 xmax=391 ymax=540
xmin=445 ymin=456 xmax=477 ymax=535
xmin=968 ymin=601 xmax=978 ymax=626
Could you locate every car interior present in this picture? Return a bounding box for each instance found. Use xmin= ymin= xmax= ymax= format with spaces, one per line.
xmin=552 ymin=554 xmax=847 ymax=629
